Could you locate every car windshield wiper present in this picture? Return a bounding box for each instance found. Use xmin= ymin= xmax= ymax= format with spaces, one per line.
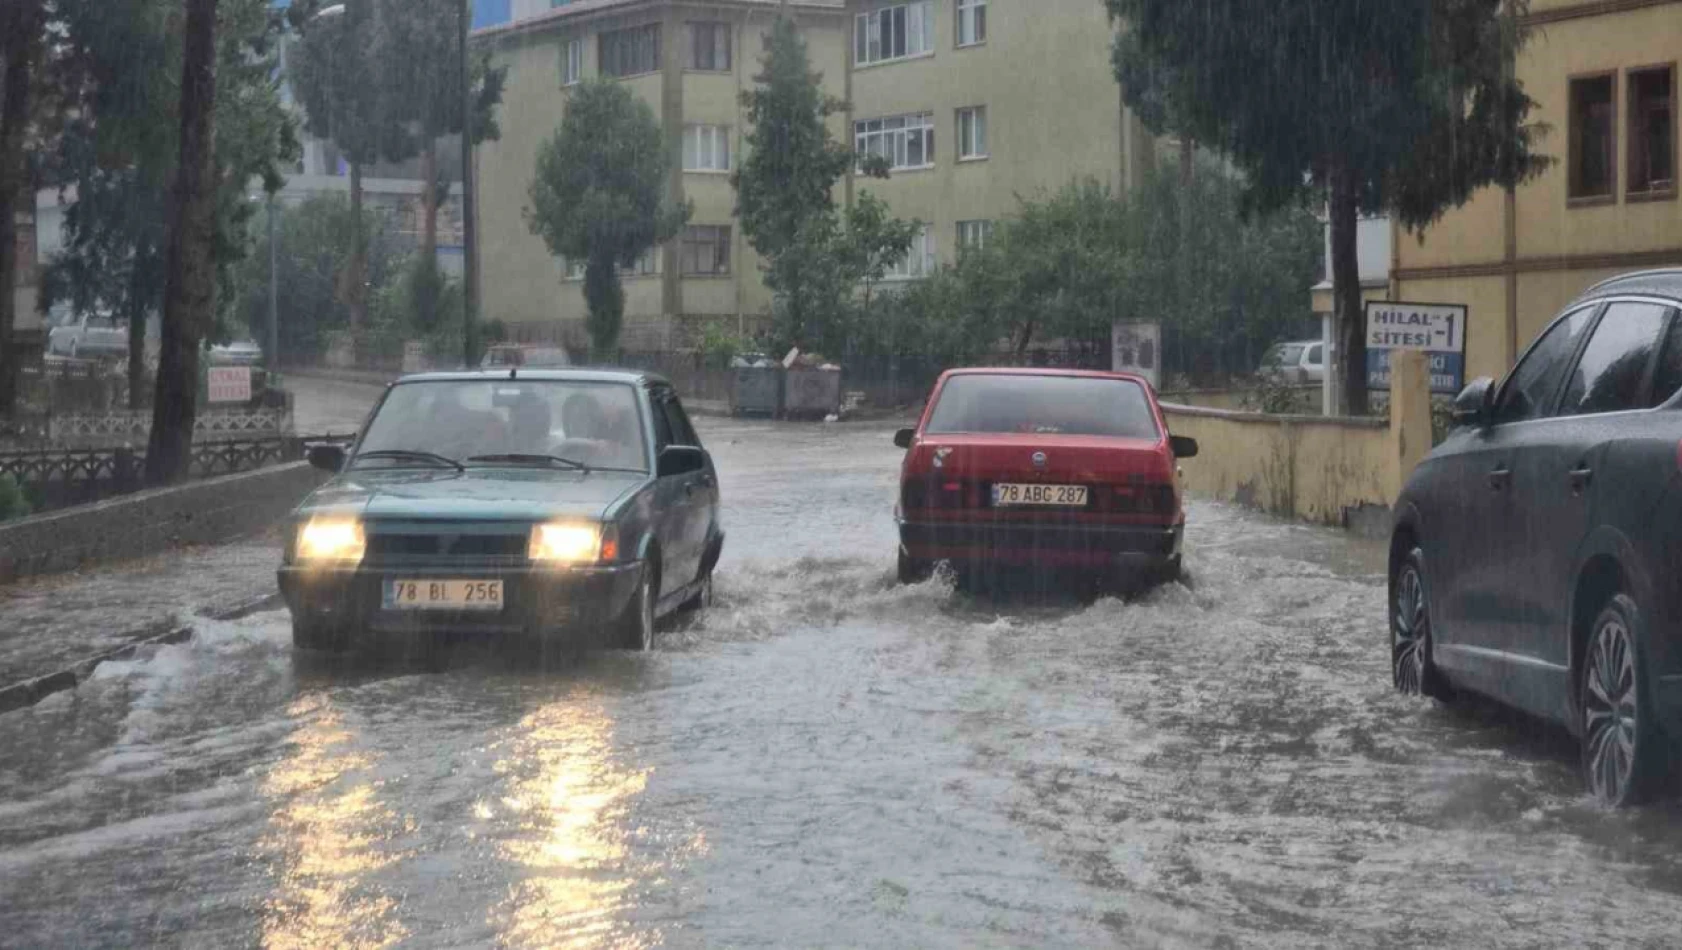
xmin=466 ymin=453 xmax=589 ymax=471
xmin=351 ymin=449 xmax=464 ymax=471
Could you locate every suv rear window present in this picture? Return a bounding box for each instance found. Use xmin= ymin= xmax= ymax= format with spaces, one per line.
xmin=924 ymin=374 xmax=1161 ymax=438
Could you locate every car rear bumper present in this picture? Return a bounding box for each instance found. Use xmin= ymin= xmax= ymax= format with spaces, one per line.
xmin=277 ymin=561 xmax=643 ymax=641
xmin=897 ymin=518 xmax=1182 ymax=568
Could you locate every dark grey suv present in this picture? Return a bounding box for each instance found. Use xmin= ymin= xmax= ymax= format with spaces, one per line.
xmin=1390 ymin=268 xmax=1682 ymax=806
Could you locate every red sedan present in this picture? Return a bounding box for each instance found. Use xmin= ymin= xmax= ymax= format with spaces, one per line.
xmin=893 ymin=368 xmax=1197 ymax=587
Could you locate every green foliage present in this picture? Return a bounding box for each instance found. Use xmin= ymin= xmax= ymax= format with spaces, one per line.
xmin=230 ymin=194 xmax=401 ymax=363
xmin=0 ymin=474 xmax=31 ymax=523
xmin=525 ymin=78 xmax=688 ymax=359
xmin=379 ymin=0 xmax=508 ymax=148
xmin=290 ymin=0 xmax=405 ymax=170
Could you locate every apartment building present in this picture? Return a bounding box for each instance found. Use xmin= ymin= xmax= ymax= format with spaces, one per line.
xmin=1392 ymin=0 xmax=1680 ymax=380
xmin=473 ymin=0 xmax=1157 ymax=349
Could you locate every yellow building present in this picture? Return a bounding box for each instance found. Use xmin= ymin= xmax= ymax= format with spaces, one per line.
xmin=1393 ymin=0 xmax=1680 ymax=381
xmin=473 ymin=0 xmax=1156 ymax=350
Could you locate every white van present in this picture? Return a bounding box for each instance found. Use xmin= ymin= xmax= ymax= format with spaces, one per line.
xmin=1259 ymin=339 xmax=1325 ymax=383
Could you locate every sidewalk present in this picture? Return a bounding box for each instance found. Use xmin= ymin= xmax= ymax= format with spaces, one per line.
xmin=0 ymin=535 xmax=283 ymax=690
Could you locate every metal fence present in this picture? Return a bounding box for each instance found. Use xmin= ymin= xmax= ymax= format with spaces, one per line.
xmin=0 ymin=437 xmax=307 ymax=513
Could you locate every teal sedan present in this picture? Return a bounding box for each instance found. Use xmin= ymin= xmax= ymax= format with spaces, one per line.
xmin=278 ymin=369 xmax=723 ymax=653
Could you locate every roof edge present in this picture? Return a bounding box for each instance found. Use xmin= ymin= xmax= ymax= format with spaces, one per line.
xmin=473 ymin=0 xmax=848 ymax=43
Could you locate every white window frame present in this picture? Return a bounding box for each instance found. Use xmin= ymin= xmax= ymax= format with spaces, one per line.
xmin=957 ymin=219 xmax=992 ymax=251
xmin=854 ymin=112 xmax=935 ymax=171
xmin=600 ymin=23 xmax=661 ymax=79
xmin=684 ymin=21 xmax=732 ymax=72
xmin=562 ymin=248 xmax=663 ymax=281
xmin=956 ymin=106 xmax=987 ymax=160
xmin=683 ymin=125 xmax=731 ymax=172
xmin=680 ymin=225 xmax=732 ymax=276
xmin=883 ymin=227 xmax=936 ymax=281
xmin=957 ymin=0 xmax=986 ymax=47
xmin=854 ymin=1 xmax=934 ymax=67
xmin=561 ymin=37 xmax=583 ymax=86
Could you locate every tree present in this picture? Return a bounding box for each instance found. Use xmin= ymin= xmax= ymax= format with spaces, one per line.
xmin=525 ymin=78 xmax=688 ymax=359
xmin=290 ymin=0 xmax=407 ymax=333
xmin=1105 ymin=0 xmax=1548 ymax=414
xmin=43 ymin=0 xmax=298 ymax=409
xmin=732 ymin=15 xmax=895 ymax=350
xmin=146 ymin=0 xmax=222 ymax=485
xmin=0 ymin=0 xmax=48 ymax=416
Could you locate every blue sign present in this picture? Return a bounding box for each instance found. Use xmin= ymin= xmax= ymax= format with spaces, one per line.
xmin=1367 ymin=349 xmax=1465 ymax=395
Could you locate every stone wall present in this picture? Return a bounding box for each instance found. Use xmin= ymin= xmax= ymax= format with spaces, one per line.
xmin=0 ymin=461 xmax=329 ymax=583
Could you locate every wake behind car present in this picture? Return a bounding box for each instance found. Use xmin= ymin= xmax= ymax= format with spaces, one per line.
xmin=278 ymin=369 xmax=723 ymax=653
xmin=893 ymin=368 xmax=1197 ymax=589
xmin=1390 ymin=268 xmax=1682 ymax=805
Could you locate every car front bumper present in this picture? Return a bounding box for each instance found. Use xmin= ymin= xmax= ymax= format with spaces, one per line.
xmin=277 ymin=561 xmax=644 ymax=641
xmin=897 ymin=518 xmax=1183 ymax=569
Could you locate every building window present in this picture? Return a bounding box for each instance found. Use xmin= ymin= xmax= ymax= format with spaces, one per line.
xmin=600 ymin=23 xmax=660 ymax=79
xmin=684 ymin=22 xmax=731 ymax=71
xmin=855 ymin=113 xmax=935 ymax=171
xmin=884 ymin=227 xmax=936 ymax=280
xmin=562 ymin=248 xmax=662 ymax=280
xmin=683 ymin=125 xmax=731 ymax=172
xmin=681 ymin=226 xmax=731 ymax=276
xmin=854 ymin=2 xmax=933 ymax=67
xmin=1569 ymin=73 xmax=1616 ymax=200
xmin=957 ymin=0 xmax=986 ymax=47
xmin=957 ymin=219 xmax=992 ymax=251
xmin=1628 ymin=65 xmax=1676 ymax=197
xmin=561 ymin=37 xmax=583 ymax=85
xmin=956 ymin=106 xmax=987 ymax=160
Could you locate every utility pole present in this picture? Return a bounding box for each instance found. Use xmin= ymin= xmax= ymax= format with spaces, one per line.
xmin=267 ymin=196 xmax=279 ymax=368
xmin=459 ymin=0 xmax=479 ymax=369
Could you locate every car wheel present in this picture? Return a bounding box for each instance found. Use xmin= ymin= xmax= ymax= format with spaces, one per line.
xmin=897 ymin=549 xmax=934 ymax=585
xmin=1154 ymin=555 xmax=1183 ymax=587
xmin=616 ymin=562 xmax=657 ymax=651
xmin=291 ymin=615 xmax=348 ymax=653
xmin=680 ymin=571 xmax=714 ymax=612
xmin=1392 ymin=547 xmax=1450 ymax=700
xmin=1581 ymin=594 xmax=1671 ymax=807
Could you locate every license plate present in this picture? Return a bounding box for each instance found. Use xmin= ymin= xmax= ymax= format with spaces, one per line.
xmin=992 ymin=483 xmax=1088 ymax=507
xmin=384 ymin=579 xmax=504 ymax=611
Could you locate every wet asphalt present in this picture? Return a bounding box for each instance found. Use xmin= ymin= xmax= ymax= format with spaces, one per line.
xmin=2 ymin=417 xmax=1681 ymax=949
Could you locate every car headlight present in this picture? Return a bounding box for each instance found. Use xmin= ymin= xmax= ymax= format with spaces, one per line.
xmin=528 ymin=522 xmax=611 ymax=564
xmin=295 ymin=517 xmax=366 ymax=564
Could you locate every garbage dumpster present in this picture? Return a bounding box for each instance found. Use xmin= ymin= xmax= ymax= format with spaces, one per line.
xmin=783 ymin=363 xmax=842 ymax=419
xmin=731 ymin=354 xmax=782 ymax=416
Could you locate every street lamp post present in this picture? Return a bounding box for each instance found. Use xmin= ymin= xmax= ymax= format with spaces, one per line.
xmin=267 ymin=195 xmax=279 ymax=368
xmin=459 ymin=0 xmax=479 ymax=369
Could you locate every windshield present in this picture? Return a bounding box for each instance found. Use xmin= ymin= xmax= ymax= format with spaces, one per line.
xmin=1266 ymin=344 xmax=1306 ymax=367
xmin=925 ymin=375 xmax=1161 ymax=439
xmin=357 ymin=380 xmax=646 ymax=471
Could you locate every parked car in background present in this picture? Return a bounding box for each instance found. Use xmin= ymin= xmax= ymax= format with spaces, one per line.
xmin=46 ymin=306 xmax=128 ymax=360
xmin=1390 ymin=267 xmax=1682 ymax=806
xmin=1259 ymin=339 xmax=1325 ymax=383
xmin=481 ymin=344 xmax=572 ymax=371
xmin=279 ymin=369 xmax=723 ymax=655
xmin=893 ymin=368 xmax=1197 ymax=590
xmin=209 ymin=339 xmax=264 ymax=366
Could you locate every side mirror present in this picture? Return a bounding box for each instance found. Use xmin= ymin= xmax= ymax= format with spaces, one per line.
xmin=1169 ymin=435 xmax=1199 ymax=459
xmin=1451 ymin=377 xmax=1496 ymax=429
xmin=893 ymin=428 xmax=915 ymax=449
xmin=307 ymin=443 xmax=346 ymax=473
xmin=657 ymin=444 xmax=706 ymax=478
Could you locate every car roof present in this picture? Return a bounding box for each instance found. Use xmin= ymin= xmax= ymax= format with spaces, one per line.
xmin=395 ymin=368 xmax=670 ymax=387
xmin=1579 ymin=268 xmax=1682 ymax=303
xmin=940 ymin=367 xmax=1153 ymax=386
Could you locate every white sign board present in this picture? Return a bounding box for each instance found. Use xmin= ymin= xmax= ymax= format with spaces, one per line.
xmin=207 ymin=366 xmax=252 ymax=403
xmin=1111 ymin=321 xmax=1162 ymax=389
xmin=1365 ymin=301 xmax=1466 ymax=353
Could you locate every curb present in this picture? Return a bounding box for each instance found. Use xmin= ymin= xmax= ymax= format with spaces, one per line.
xmin=0 ymin=590 xmax=284 ymax=715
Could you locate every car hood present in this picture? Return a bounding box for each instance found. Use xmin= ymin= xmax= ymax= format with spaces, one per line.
xmin=298 ymin=467 xmax=646 ymax=522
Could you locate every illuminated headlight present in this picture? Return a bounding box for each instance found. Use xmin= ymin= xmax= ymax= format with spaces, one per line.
xmin=528 ymin=522 xmax=608 ymax=564
xmin=295 ymin=517 xmax=366 ymax=564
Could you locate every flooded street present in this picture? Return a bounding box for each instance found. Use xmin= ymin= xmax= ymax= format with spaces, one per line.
xmin=3 ymin=418 xmax=1682 ymax=949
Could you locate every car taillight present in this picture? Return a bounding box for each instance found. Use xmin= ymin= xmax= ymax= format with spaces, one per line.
xmin=904 ymin=478 xmax=969 ymax=510
xmin=902 ymin=479 xmax=928 ymax=510
xmin=1114 ymin=484 xmax=1176 ymax=514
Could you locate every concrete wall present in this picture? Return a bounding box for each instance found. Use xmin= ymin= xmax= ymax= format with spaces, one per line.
xmin=0 ymin=462 xmax=328 ymax=584
xmin=1164 ymin=351 xmax=1432 ymax=529
xmin=1394 ymin=1 xmax=1682 ymax=382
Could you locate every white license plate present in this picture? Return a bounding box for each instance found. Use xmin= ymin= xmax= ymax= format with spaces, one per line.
xmin=384 ymin=579 xmax=504 ymax=611
xmin=992 ymin=483 xmax=1089 ymax=507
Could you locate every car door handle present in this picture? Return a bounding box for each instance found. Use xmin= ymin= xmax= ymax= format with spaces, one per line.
xmin=1568 ymin=466 xmax=1594 ymax=494
xmin=1487 ymin=466 xmax=1512 ymax=490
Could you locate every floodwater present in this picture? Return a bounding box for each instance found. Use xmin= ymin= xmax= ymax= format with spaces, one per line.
xmin=2 ymin=418 xmax=1681 ymax=949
